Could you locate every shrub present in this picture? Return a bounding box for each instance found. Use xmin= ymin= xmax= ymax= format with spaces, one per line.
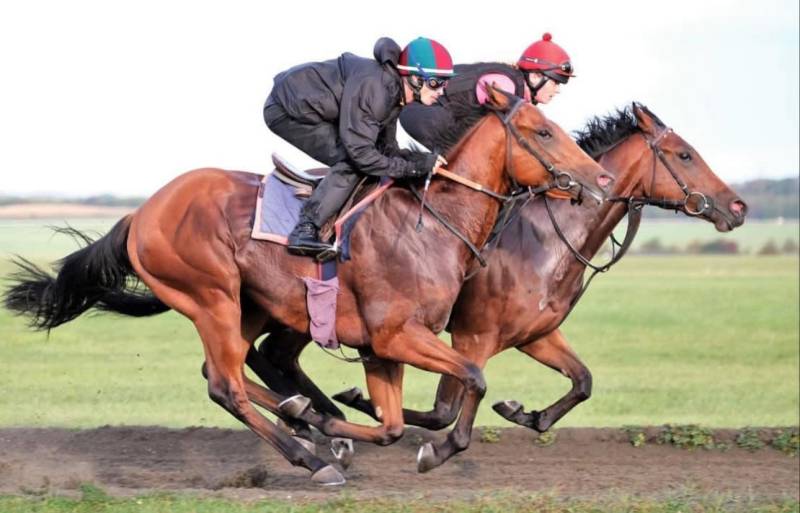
xmin=657 ymin=424 xmax=716 ymax=450
xmin=735 ymin=427 xmax=765 ymax=451
xmin=622 ymin=426 xmax=647 ymax=447
xmin=478 ymin=426 xmax=501 ymax=444
xmin=770 ymin=428 xmax=799 ymax=456
xmin=535 ymin=430 xmax=557 ymax=447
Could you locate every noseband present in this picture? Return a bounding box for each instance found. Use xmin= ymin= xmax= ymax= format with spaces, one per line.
xmin=497 ymin=99 xmax=581 ymax=194
xmin=611 ymin=127 xmax=713 ymax=216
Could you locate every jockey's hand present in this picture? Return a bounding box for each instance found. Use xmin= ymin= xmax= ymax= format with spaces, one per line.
xmin=407 ymin=152 xmax=442 ymax=178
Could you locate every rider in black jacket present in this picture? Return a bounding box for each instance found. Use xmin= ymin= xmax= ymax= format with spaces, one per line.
xmin=264 ymin=36 xmax=455 ymax=255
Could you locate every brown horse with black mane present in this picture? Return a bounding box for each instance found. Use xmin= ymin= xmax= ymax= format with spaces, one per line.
xmin=4 ymin=87 xmax=611 ymax=485
xmin=330 ymin=103 xmax=747 ymax=458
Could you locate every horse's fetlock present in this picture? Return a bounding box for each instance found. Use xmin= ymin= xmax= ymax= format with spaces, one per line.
xmin=378 ymin=424 xmax=404 ymax=446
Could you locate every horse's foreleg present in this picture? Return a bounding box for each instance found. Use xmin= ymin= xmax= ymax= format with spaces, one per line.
xmin=334 ymin=374 xmax=464 ymax=431
xmin=493 ymin=329 xmax=592 ymax=432
xmin=370 ymin=322 xmax=490 ymax=473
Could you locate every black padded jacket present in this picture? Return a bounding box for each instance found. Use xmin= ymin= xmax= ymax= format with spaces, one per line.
xmin=266 ymin=38 xmax=431 ymax=178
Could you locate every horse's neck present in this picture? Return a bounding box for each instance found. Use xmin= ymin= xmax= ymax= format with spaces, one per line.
xmin=536 ymin=136 xmax=649 ymax=297
xmin=421 ymin=118 xmax=509 ymax=263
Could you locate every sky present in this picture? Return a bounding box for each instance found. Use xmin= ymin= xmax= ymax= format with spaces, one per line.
xmin=0 ymin=0 xmax=798 ymax=197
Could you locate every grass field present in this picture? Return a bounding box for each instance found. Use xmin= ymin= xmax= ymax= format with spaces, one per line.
xmin=0 ymin=218 xmax=798 ymax=429
xmin=0 ymin=490 xmax=797 ymax=513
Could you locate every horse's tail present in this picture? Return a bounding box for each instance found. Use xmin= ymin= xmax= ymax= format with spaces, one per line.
xmin=3 ymin=215 xmax=170 ymax=331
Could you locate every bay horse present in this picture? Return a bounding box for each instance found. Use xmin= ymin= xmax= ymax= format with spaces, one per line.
xmin=3 ymin=87 xmax=612 ymax=485
xmin=330 ymin=103 xmax=747 ymax=457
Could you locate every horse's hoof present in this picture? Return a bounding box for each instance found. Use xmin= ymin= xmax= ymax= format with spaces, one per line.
xmin=492 ymin=399 xmax=523 ymax=420
xmin=416 ymin=442 xmax=439 ymax=473
xmin=292 ymin=435 xmax=316 ymax=454
xmin=330 ymin=437 xmax=355 ymax=469
xmin=278 ymin=395 xmax=312 ymax=418
xmin=332 ymin=387 xmax=363 ymax=406
xmin=311 ymin=464 xmax=346 ymax=486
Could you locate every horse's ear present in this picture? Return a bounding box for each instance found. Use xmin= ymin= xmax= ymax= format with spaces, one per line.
xmin=632 ymin=101 xmax=659 ymax=136
xmin=483 ymin=82 xmax=513 ymax=111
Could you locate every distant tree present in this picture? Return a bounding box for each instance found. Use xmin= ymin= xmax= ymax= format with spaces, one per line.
xmin=758 ymin=239 xmax=780 ymax=256
xmin=687 ymin=239 xmax=739 ymax=255
xmin=781 ymin=239 xmax=799 ymax=254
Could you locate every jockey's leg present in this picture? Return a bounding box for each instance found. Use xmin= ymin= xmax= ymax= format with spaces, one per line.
xmin=289 ymin=162 xmax=359 ymax=255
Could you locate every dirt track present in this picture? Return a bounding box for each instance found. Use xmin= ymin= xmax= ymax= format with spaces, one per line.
xmin=0 ymin=426 xmax=797 ymax=501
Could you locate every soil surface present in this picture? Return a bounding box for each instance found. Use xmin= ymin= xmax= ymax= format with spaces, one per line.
xmin=0 ymin=426 xmax=797 ymax=501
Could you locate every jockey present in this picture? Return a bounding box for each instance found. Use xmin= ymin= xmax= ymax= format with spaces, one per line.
xmin=264 ymin=37 xmax=455 ymax=256
xmin=400 ymin=32 xmax=573 ymax=151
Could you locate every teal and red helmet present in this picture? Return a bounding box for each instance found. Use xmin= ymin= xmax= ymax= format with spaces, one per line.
xmin=397 ymin=37 xmax=455 ymax=79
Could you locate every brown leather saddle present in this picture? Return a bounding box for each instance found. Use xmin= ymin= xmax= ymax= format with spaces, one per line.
xmin=271 ymin=153 xmax=326 ymax=198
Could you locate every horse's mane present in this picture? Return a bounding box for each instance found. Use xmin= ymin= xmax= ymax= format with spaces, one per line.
xmin=574 ymin=104 xmax=666 ymax=160
xmin=427 ymin=99 xmax=488 ymax=154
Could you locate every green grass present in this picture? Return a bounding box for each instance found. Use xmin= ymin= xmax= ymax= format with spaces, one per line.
xmin=0 ymin=219 xmax=798 ymax=428
xmin=0 ymin=491 xmax=797 ymax=513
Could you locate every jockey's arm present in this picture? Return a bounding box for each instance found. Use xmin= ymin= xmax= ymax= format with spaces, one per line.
xmin=339 ymin=76 xmax=430 ymax=178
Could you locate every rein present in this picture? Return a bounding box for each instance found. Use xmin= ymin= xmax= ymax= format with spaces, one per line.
xmin=548 ymin=124 xmax=714 ymax=314
xmin=411 ymin=98 xmax=580 ymax=272
xmin=606 ymin=129 xmax=713 ymax=216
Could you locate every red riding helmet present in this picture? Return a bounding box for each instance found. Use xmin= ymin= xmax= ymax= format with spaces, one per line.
xmin=517 ymin=33 xmax=575 ymax=84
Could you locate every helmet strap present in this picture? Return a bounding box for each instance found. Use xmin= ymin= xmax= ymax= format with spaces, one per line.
xmin=408 ymin=76 xmax=423 ymax=102
xmin=527 ymin=73 xmax=549 ymax=106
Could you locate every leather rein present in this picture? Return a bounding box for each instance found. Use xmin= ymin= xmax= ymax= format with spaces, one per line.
xmin=547 ymin=125 xmax=715 ymax=313
xmin=411 ymin=98 xmax=580 ymax=270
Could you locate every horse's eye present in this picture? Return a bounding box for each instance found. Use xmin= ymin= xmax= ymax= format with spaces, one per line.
xmin=537 ymin=129 xmax=552 ymax=139
xmin=679 ymin=151 xmax=692 ymax=161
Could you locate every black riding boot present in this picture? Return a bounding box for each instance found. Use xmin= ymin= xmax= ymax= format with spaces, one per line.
xmin=287 ymin=213 xmax=331 ymax=256
xmin=287 ymin=163 xmax=361 ymax=256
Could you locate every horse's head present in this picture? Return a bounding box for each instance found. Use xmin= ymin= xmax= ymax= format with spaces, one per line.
xmin=627 ymin=103 xmax=747 ymax=231
xmin=483 ymin=84 xmax=613 ymax=204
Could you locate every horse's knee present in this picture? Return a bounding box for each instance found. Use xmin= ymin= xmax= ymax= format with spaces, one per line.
xmin=463 ymin=363 xmax=486 ymax=397
xmin=207 ymin=377 xmax=247 ymax=418
xmin=575 ymin=369 xmax=593 ymax=401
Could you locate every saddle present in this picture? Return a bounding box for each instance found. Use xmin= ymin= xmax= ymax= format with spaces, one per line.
xmin=254 ymin=154 xmax=391 ymax=256
xmin=271 ymin=154 xmax=326 ymax=198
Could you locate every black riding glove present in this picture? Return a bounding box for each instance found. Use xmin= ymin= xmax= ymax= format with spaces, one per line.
xmin=406 ymin=152 xmax=439 ymax=178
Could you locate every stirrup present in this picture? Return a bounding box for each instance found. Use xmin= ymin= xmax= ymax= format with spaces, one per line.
xmin=315 ymin=245 xmax=340 ymax=262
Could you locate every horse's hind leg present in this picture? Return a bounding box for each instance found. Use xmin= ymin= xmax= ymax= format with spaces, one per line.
xmin=493 ymin=329 xmax=592 ymax=432
xmin=129 ymin=246 xmax=342 ymax=484
xmin=192 ymin=299 xmax=343 ymax=485
xmin=258 ymin=329 xmax=346 ymax=420
xmin=334 ymin=374 xmax=465 ymax=431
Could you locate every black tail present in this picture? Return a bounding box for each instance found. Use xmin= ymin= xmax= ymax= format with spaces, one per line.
xmin=3 ymin=216 xmax=169 ymax=331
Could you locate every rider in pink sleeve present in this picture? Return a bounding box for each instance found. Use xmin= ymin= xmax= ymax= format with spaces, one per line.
xmin=400 ymin=33 xmax=574 ymax=151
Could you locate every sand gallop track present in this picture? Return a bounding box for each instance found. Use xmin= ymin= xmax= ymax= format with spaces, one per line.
xmin=0 ymin=426 xmax=797 ymax=501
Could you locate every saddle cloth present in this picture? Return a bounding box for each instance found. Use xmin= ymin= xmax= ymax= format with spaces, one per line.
xmin=250 ymin=153 xmax=393 ymax=349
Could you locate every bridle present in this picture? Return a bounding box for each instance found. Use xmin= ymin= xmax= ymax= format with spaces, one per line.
xmin=609 ymin=127 xmax=713 ymax=216
xmin=545 ymin=122 xmax=716 ymax=313
xmin=411 ymin=97 xmax=588 ymax=269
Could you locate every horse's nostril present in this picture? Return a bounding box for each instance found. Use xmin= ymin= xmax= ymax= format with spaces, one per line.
xmin=596 ymin=174 xmax=614 ymax=190
xmin=730 ymin=199 xmax=747 ymax=217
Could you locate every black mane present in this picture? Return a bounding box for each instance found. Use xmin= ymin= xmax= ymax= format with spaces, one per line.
xmin=425 ymin=100 xmax=489 ymax=153
xmin=574 ymin=104 xmax=665 ymax=159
